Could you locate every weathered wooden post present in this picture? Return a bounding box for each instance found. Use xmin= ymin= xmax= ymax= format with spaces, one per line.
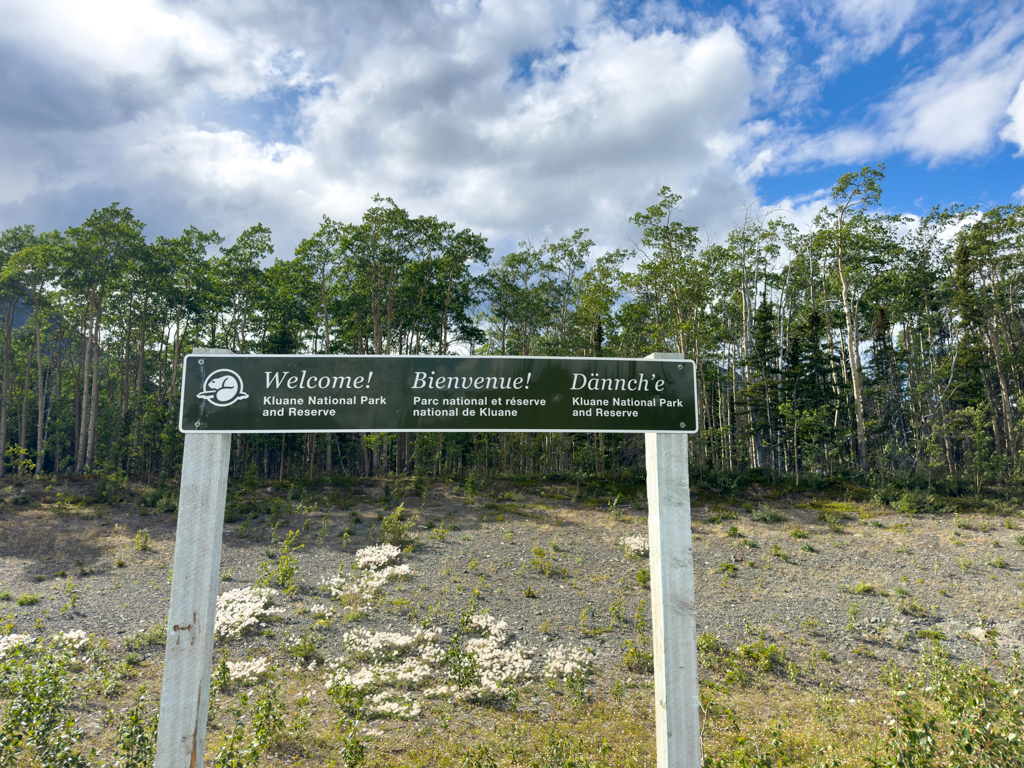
xmin=155 ymin=349 xmax=232 ymax=768
xmin=645 ymin=351 xmax=701 ymax=767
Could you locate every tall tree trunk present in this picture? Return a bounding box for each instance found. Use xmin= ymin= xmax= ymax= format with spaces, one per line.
xmin=76 ymin=297 xmax=95 ymax=472
xmin=33 ymin=289 xmax=45 ymax=476
xmin=987 ymin=322 xmax=1014 ymax=455
xmin=85 ymin=291 xmax=105 ymax=471
xmin=133 ymin=295 xmax=148 ymax=454
xmin=18 ymin=352 xmax=31 ymax=474
xmin=53 ymin=318 xmax=65 ymax=477
xmin=981 ymin=368 xmax=1005 ymax=454
xmin=168 ymin=307 xmax=182 ymax=407
xmin=0 ymin=305 xmax=14 ymax=478
xmin=836 ymin=265 xmax=868 ymax=471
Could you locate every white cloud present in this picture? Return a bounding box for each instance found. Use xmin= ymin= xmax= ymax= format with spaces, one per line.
xmin=0 ymin=1 xmax=766 ymax=256
xmin=1000 ymin=79 xmax=1024 ymax=151
xmin=880 ymin=11 xmax=1024 ymax=161
xmin=0 ymin=0 xmax=1021 ymax=259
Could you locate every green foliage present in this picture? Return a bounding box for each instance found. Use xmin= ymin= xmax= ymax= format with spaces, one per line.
xmin=621 ymin=636 xmax=654 ymax=674
xmin=133 ymin=530 xmax=150 ymax=552
xmin=443 ymin=634 xmax=480 ymax=690
xmin=377 ymin=504 xmax=413 ymax=547
xmin=697 ymin=633 xmax=788 ymax=686
xmin=752 ymin=504 xmax=786 ymax=524
xmin=256 ymin=528 xmax=304 ymax=595
xmin=213 ymin=684 xmax=287 ymax=768
xmin=635 ymin=568 xmax=650 ymax=589
xmin=0 ymin=640 xmax=93 ymax=768
xmin=110 ymin=694 xmax=158 ymax=768
xmin=7 ymin=174 xmax=1024 ymax=497
xmin=870 ymin=643 xmax=1024 ymax=768
xmin=125 ymin=624 xmax=165 ymax=651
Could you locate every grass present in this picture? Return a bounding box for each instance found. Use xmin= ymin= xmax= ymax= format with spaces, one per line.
xmin=751 ymin=504 xmax=787 ymax=524
xmin=636 ymin=568 xmax=651 ymax=589
xmin=842 ymin=581 xmax=876 ymax=594
xmin=898 ymin=596 xmax=931 ymax=618
xmin=125 ymin=623 xmax=166 ymax=650
xmin=16 ymin=594 xmax=39 ymax=606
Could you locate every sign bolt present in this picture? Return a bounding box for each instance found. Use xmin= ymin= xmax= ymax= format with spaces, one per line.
xmin=680 ymin=422 xmax=686 ymax=428
xmin=194 ymin=421 xmax=201 ymax=428
xmin=198 ymin=359 xmax=204 ymax=365
xmin=678 ymin=364 xmax=683 ymax=369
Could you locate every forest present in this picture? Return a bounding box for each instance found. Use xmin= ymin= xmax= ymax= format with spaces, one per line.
xmin=0 ymin=164 xmax=1019 ymax=496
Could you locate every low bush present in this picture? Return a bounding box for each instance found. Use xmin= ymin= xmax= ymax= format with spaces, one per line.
xmin=751 ymin=504 xmax=786 ymax=524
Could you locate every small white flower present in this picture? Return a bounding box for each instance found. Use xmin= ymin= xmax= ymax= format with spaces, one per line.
xmin=215 ymin=587 xmax=286 ymax=639
xmin=0 ymin=634 xmax=33 ymax=659
xmin=543 ymin=644 xmax=595 ymax=680
xmin=354 ymin=544 xmax=402 ymax=570
xmin=620 ymin=535 xmax=649 ymax=557
xmin=226 ymin=656 xmax=271 ymax=685
xmin=52 ymin=629 xmax=90 ymax=650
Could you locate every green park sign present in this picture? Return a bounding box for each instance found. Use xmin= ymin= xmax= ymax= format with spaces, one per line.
xmin=178 ymin=353 xmax=697 ymax=434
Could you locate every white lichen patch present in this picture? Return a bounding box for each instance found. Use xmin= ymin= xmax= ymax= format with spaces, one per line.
xmin=543 ymin=644 xmax=596 ymax=680
xmin=620 ymin=534 xmax=649 ymax=558
xmin=216 ymin=586 xmax=286 ymax=639
xmin=52 ymin=629 xmax=90 ymax=650
xmin=227 ymin=656 xmax=271 ymax=685
xmin=0 ymin=634 xmax=33 ymax=659
xmin=354 ymin=544 xmax=401 ymax=570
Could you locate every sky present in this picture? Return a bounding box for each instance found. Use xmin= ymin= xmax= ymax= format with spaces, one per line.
xmin=1 ymin=0 xmax=1023 ymax=261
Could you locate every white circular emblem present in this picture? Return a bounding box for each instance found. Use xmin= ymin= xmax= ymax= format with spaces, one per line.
xmin=197 ymin=369 xmax=249 ymax=407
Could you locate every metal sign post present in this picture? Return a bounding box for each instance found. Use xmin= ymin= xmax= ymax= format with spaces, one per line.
xmin=645 ymin=353 xmax=701 ymax=767
xmin=158 ymin=350 xmax=700 ymax=766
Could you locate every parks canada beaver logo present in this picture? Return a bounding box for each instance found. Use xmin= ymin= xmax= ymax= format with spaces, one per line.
xmin=197 ymin=369 xmax=249 ymax=407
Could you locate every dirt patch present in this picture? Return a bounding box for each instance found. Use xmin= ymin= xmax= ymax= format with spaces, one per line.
xmin=0 ymin=478 xmax=1020 ymax=693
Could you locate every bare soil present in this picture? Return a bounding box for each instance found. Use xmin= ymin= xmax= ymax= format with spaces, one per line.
xmin=1 ymin=476 xmax=1021 ymax=699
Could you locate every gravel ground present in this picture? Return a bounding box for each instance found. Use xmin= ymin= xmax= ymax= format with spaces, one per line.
xmin=0 ymin=478 xmax=1022 ymax=694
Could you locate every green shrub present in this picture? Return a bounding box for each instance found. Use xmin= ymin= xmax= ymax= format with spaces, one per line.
xmin=256 ymin=529 xmax=304 ymax=595
xmin=895 ymin=490 xmax=938 ymax=515
xmin=125 ymin=624 xmax=165 ymax=651
xmin=875 ymin=643 xmax=1024 ymax=767
xmin=16 ymin=595 xmax=39 ymax=606
xmin=898 ymin=596 xmax=930 ymax=618
xmin=636 ymin=568 xmax=651 ymax=589
xmin=621 ymin=637 xmax=654 ymax=674
xmin=378 ymin=504 xmax=413 ymax=547
xmin=752 ymin=504 xmax=786 ymax=524
xmin=0 ymin=638 xmax=92 ymax=766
